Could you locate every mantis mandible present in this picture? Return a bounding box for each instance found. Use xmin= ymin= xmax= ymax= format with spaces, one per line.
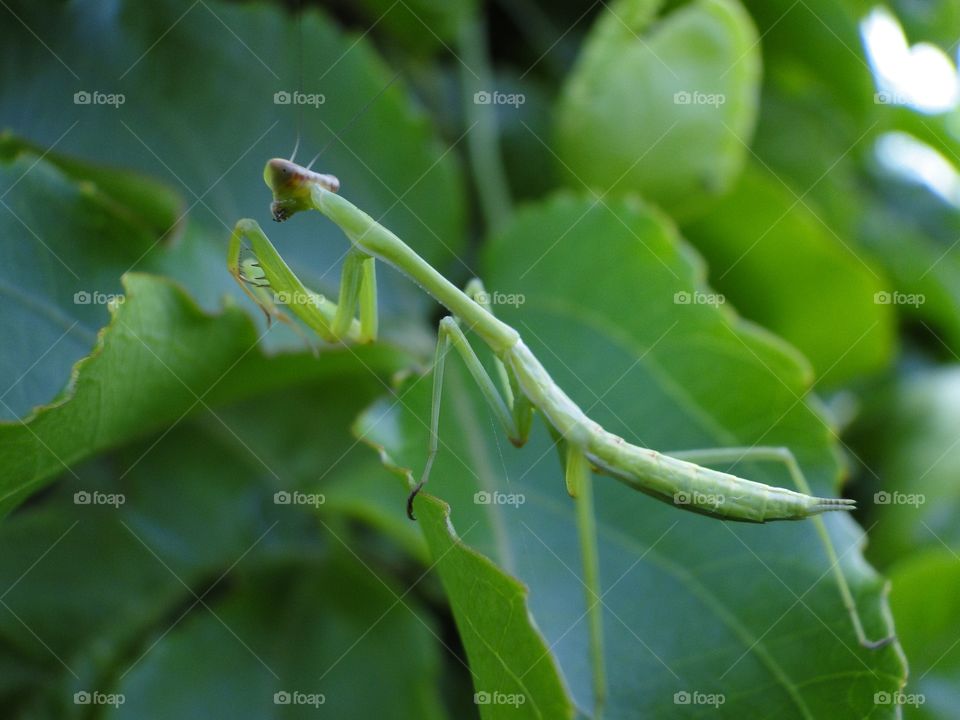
xmin=229 ymin=158 xmax=894 ymax=714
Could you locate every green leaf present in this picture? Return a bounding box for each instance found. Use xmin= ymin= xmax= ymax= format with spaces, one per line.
xmin=734 ymin=0 xmax=879 ymax=249
xmin=0 ymin=419 xmax=446 ymax=719
xmin=555 ymin=0 xmax=761 ymax=220
xmin=739 ymin=0 xmax=875 ymax=125
xmin=0 ymin=131 xmax=185 ymax=245
xmin=0 ymin=269 xmax=407 ymax=517
xmin=848 ymin=367 xmax=960 ymax=566
xmin=356 ymin=193 xmax=906 ymax=718
xmin=115 ymin=553 xmax=447 ymax=719
xmin=682 ymin=162 xmax=895 ymax=385
xmin=208 ymin=375 xmax=431 ymax=564
xmin=417 ymin=495 xmax=574 ymax=720
xmin=357 ymin=358 xmax=577 ymax=720
xmin=859 ymin=171 xmax=960 ymax=356
xmin=748 ymin=85 xmax=871 ymax=243
xmin=887 ymin=549 xmax=960 ymax=719
xmin=0 ymin=0 xmax=465 ymax=333
xmin=0 ymin=137 xmax=413 ymax=515
xmin=888 ymin=0 xmax=960 ymax=54
xmin=0 ymin=148 xmax=172 ymax=420
xmin=354 ymin=0 xmax=474 ymax=53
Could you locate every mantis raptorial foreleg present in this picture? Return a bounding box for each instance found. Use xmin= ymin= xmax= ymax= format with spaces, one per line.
xmin=668 ymin=446 xmax=895 ymax=650
xmin=229 ymin=219 xmax=376 ymax=344
xmin=332 ymin=248 xmax=378 ymax=342
xmin=359 ymin=254 xmax=378 ymax=342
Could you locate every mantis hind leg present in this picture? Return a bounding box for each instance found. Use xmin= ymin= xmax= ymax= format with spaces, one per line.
xmin=669 ymin=446 xmax=895 ymax=650
xmin=408 ymin=278 xmax=534 ymax=518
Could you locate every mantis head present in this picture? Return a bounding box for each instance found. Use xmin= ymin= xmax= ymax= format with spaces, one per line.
xmin=263 ymin=158 xmax=340 ymax=222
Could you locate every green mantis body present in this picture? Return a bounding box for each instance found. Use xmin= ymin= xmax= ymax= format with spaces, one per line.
xmin=229 ymin=158 xmax=893 ymax=714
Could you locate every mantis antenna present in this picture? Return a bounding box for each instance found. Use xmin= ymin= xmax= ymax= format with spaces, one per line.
xmin=305 ymin=71 xmax=402 ymax=171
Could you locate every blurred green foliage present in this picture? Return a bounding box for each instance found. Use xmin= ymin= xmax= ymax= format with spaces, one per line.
xmin=1 ymin=0 xmax=959 ymax=717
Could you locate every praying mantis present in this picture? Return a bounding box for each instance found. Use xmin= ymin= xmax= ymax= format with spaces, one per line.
xmin=229 ymin=157 xmax=894 ymax=715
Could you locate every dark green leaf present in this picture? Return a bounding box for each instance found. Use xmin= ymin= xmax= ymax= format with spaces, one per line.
xmin=682 ymin=162 xmax=895 ymax=385
xmin=888 ymin=549 xmax=960 ymax=719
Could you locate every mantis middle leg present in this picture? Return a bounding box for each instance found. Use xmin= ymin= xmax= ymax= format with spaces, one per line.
xmin=564 ymin=442 xmax=606 ymax=718
xmin=409 ymin=280 xmax=534 ymax=518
